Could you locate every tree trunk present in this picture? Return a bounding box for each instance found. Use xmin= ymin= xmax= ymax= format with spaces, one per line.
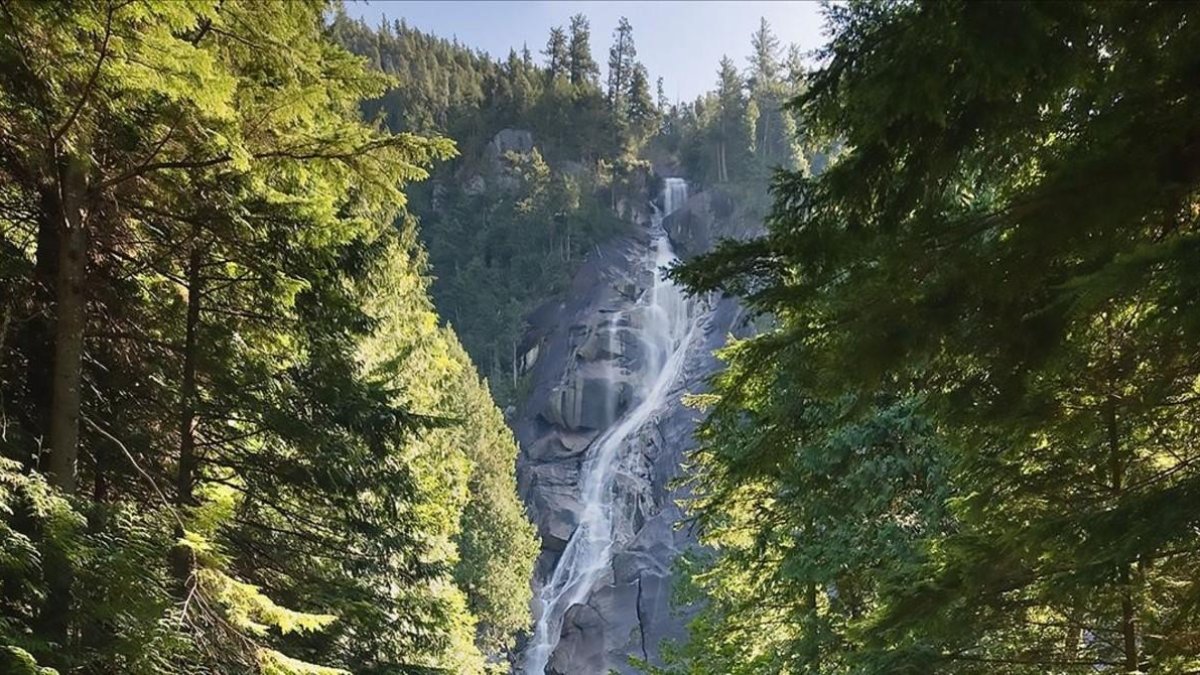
xmin=176 ymin=228 xmax=203 ymax=507
xmin=47 ymin=157 xmax=88 ymax=495
xmin=1063 ymin=608 xmax=1082 ymax=662
xmin=172 ymin=230 xmax=204 ymax=589
xmin=761 ymin=105 xmax=770 ymax=161
xmin=802 ymin=578 xmax=819 ymax=666
xmin=39 ymin=154 xmax=88 ymax=656
xmin=24 ymin=190 xmax=59 ymax=472
xmin=1106 ymin=398 xmax=1138 ymax=672
xmin=1119 ymin=564 xmax=1137 ymax=673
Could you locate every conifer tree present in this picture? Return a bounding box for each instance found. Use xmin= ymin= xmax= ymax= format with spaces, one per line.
xmin=567 ymin=13 xmax=601 ymax=87
xmin=544 ymin=26 xmax=569 ymax=80
xmin=607 ymin=17 xmax=637 ymax=116
xmin=626 ymin=63 xmax=659 ymax=146
xmin=0 ymin=3 xmax=539 ymax=673
xmin=668 ymin=2 xmax=1200 ymax=673
xmin=713 ymin=56 xmax=752 ymax=182
xmin=746 ymin=18 xmax=786 ymax=164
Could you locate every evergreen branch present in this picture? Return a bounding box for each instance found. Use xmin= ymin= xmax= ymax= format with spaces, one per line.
xmin=938 ymin=651 xmax=1122 ymax=668
xmin=83 ymin=414 xmax=184 ymax=530
xmin=50 ymin=0 xmax=115 ymax=147
xmin=98 ymin=135 xmax=438 ymax=191
xmin=0 ymin=0 xmax=58 ymax=143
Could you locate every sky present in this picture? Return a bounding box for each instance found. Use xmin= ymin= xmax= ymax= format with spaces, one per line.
xmin=343 ymin=1 xmax=829 ymax=102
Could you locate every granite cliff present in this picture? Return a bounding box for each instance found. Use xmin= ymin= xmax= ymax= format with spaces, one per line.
xmin=514 ymin=179 xmax=756 ymax=673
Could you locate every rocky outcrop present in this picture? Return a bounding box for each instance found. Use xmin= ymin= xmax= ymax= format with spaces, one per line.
xmin=459 ymin=128 xmax=538 ymax=196
xmin=662 ymin=184 xmax=767 ymax=260
xmin=515 ymin=203 xmax=747 ymax=673
xmin=485 ymin=127 xmax=535 ymax=162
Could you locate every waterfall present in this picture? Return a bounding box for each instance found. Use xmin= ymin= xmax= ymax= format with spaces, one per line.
xmin=662 ymin=177 xmax=688 ymax=215
xmin=523 ymin=179 xmax=697 ymax=674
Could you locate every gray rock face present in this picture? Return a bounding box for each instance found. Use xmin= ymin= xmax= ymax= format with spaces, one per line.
xmin=541 ymin=369 xmax=634 ymax=431
xmin=515 ymin=210 xmax=747 ymax=673
xmin=662 ymin=185 xmax=764 ymax=260
xmin=460 ymin=129 xmax=537 ymax=196
xmin=486 ymin=128 xmax=535 ymax=161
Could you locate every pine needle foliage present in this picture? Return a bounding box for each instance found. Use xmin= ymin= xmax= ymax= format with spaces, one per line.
xmin=665 ymin=2 xmax=1200 ymax=673
xmin=0 ymin=1 xmax=535 ymax=673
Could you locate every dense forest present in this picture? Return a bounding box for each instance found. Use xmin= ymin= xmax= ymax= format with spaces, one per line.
xmin=4 ymin=1 xmax=1199 ymax=675
xmin=659 ymin=2 xmax=1200 ymax=674
xmin=0 ymin=2 xmax=537 ymax=673
xmin=0 ymin=2 xmax=804 ymax=673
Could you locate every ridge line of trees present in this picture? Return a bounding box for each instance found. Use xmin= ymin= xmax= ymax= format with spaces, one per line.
xmin=331 ymin=11 xmax=812 ymax=405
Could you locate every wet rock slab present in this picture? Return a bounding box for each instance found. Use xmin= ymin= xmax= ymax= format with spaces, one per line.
xmin=515 ymin=216 xmax=747 ymax=673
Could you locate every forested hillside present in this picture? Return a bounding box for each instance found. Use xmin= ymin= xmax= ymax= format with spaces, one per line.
xmin=0 ymin=2 xmax=820 ymax=673
xmin=661 ymin=2 xmax=1200 ymax=674
xmin=8 ymin=2 xmax=1182 ymax=675
xmin=328 ymin=12 xmax=810 ymax=405
xmin=0 ymin=2 xmax=534 ymax=673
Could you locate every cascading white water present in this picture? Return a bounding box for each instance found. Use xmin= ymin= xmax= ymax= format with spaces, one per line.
xmin=662 ymin=176 xmax=688 ymax=216
xmin=523 ymin=178 xmax=695 ymax=674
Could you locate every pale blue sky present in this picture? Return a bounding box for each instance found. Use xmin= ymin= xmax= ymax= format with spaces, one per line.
xmin=343 ymin=1 xmax=829 ymax=102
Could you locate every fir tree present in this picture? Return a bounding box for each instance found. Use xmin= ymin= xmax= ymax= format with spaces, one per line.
xmin=0 ymin=3 xmax=537 ymax=673
xmin=544 ymin=26 xmax=569 ymax=80
xmin=668 ymin=2 xmax=1200 ymax=673
xmin=567 ymin=13 xmax=600 ymax=87
xmin=713 ymin=56 xmax=752 ymax=182
xmin=606 ymin=17 xmax=637 ymax=116
xmin=746 ymin=18 xmax=786 ymax=164
xmin=626 ymin=64 xmax=659 ymax=146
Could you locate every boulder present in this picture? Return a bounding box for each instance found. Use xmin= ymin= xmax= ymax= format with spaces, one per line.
xmin=576 ymin=325 xmax=641 ymax=362
xmin=548 ymin=578 xmax=643 ymax=675
xmin=462 ymin=174 xmax=487 ymax=196
xmin=547 ymin=603 xmax=606 ymax=675
xmin=662 ymin=186 xmax=760 ymax=260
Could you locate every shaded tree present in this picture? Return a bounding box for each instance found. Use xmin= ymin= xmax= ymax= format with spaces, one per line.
xmin=667 ymin=2 xmax=1200 ymax=673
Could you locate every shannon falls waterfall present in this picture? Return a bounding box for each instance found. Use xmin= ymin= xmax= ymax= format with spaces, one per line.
xmin=514 ymin=178 xmax=745 ymax=673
